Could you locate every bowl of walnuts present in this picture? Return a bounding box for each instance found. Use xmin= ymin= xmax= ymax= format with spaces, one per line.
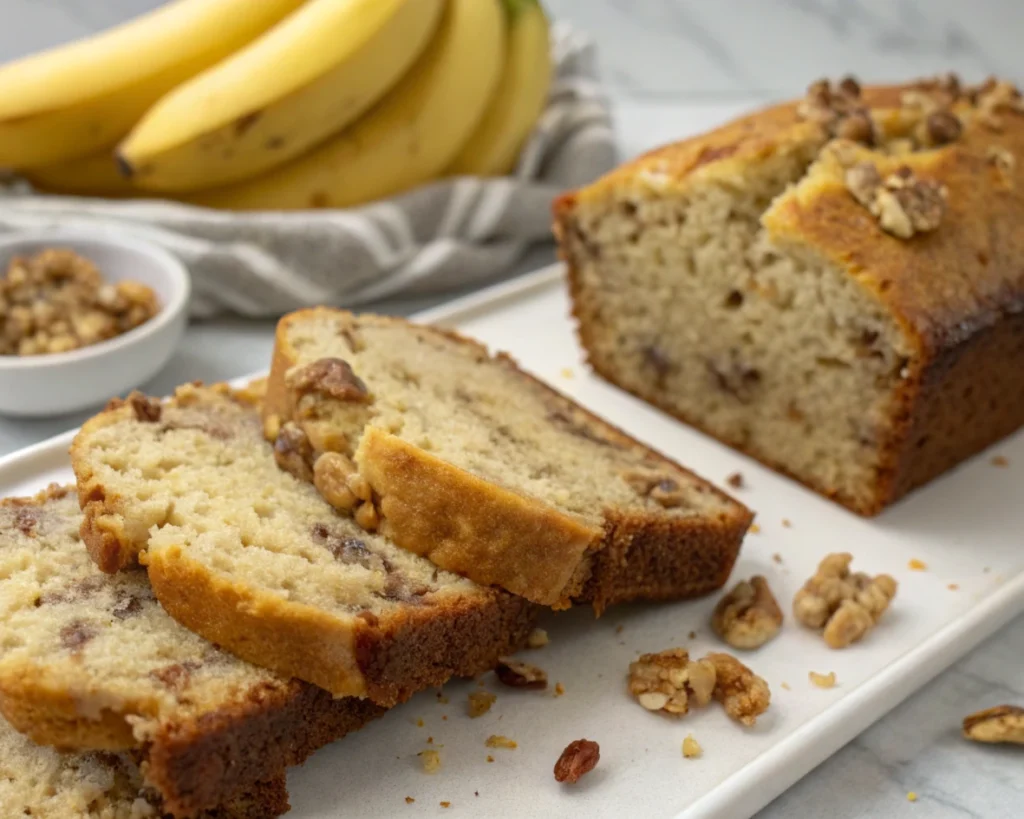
xmin=0 ymin=231 xmax=190 ymax=416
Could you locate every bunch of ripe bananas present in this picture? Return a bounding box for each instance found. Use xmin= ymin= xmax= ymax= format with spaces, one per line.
xmin=0 ymin=0 xmax=552 ymax=210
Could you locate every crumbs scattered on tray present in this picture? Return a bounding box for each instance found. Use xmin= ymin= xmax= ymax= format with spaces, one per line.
xmin=486 ymin=755 xmax=495 ymax=763
xmin=416 ymin=718 xmax=424 ymax=727
xmin=436 ymin=692 xmax=449 ymax=704
xmin=772 ymin=553 xmax=783 ymax=564
xmin=405 ymin=797 xmax=415 ymax=804
xmin=682 ymin=734 xmax=702 ymax=759
xmin=908 ymin=558 xmax=927 ymax=571
xmin=440 ymin=802 xmax=451 ymax=809
xmin=419 ymin=749 xmax=441 ymax=773
xmin=688 ymin=630 xmax=697 ymax=640
xmin=726 ymin=472 xmax=744 ymax=489
xmin=527 ymin=628 xmax=549 ymax=649
xmin=991 ymin=455 xmax=1009 ymax=467
xmin=554 ymin=682 xmax=565 ymax=697
xmin=560 ymin=367 xmax=574 ymax=379
xmin=948 ymin=583 xmax=959 ymax=591
xmin=907 ymin=792 xmax=918 ymax=803
xmin=485 ymin=735 xmax=517 ymax=749
xmin=809 ymin=671 xmax=837 ymax=689
xmin=468 ymin=691 xmax=496 ymax=718
xmin=748 ymin=523 xmax=761 ymax=534
xmin=781 ymin=519 xmax=792 ymax=528
xmin=780 ymin=682 xmax=791 ymax=691
xmin=615 ymin=625 xmax=624 ymax=634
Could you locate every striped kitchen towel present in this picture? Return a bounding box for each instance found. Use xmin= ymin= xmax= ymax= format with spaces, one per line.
xmin=0 ymin=22 xmax=615 ymax=317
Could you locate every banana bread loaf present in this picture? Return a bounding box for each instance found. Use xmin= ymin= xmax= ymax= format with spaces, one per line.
xmin=555 ymin=75 xmax=1024 ymax=515
xmin=0 ymin=484 xmax=385 ymax=817
xmin=71 ymin=385 xmax=536 ymax=700
xmin=263 ymin=308 xmax=752 ymax=608
xmin=0 ymin=714 xmax=289 ymax=819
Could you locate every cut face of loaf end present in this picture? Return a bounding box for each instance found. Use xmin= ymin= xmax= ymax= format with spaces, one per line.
xmin=556 ymin=79 xmax=1024 ymax=515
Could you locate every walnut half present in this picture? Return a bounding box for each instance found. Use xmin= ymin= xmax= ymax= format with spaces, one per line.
xmin=845 ymin=162 xmax=947 ymax=239
xmin=628 ymin=648 xmax=716 ymax=714
xmin=711 ymin=575 xmax=783 ymax=649
xmin=793 ymin=553 xmax=897 ymax=648
xmin=963 ymin=705 xmax=1024 ymax=745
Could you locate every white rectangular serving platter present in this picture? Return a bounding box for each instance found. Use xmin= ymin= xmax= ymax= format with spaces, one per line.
xmin=1 ymin=264 xmax=1021 ymax=819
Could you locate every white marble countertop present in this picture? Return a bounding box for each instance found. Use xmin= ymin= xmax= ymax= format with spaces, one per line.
xmin=0 ymin=2 xmax=1021 ymax=817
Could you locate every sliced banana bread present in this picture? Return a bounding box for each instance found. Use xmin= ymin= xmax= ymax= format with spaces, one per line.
xmin=71 ymin=386 xmax=536 ymax=700
xmin=262 ymin=309 xmax=752 ymax=609
xmin=555 ymin=75 xmax=1024 ymax=515
xmin=0 ymin=714 xmax=289 ymax=819
xmin=0 ymin=485 xmax=386 ymax=817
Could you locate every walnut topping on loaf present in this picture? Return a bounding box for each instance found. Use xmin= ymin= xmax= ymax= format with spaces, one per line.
xmin=798 ymin=76 xmax=877 ymax=145
xmin=844 ymin=162 xmax=947 ymax=238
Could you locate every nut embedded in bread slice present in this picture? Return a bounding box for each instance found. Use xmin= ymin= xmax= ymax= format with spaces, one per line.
xmin=0 ymin=485 xmax=383 ymax=817
xmin=262 ymin=309 xmax=752 ymax=608
xmin=70 ymin=384 xmax=536 ymax=702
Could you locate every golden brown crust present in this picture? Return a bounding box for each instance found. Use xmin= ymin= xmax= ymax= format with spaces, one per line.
xmin=359 ymin=429 xmax=600 ymax=607
xmin=557 ymin=79 xmax=1024 ymax=516
xmin=267 ymin=309 xmax=751 ymax=607
xmin=143 ymin=541 xmax=367 ymax=698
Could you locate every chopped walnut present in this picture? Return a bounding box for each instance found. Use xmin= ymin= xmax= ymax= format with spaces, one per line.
xmin=682 ymin=734 xmax=702 ymax=759
xmin=622 ymin=469 xmax=688 ymax=509
xmin=705 ymin=652 xmax=771 ymax=726
xmin=467 ymin=691 xmax=496 ymax=718
xmin=553 ymin=739 xmax=600 ymax=783
xmin=313 ymin=452 xmax=360 ymax=511
xmin=286 ymin=357 xmax=370 ymax=403
xmin=794 ymin=553 xmax=897 ymax=648
xmin=527 ymin=628 xmax=549 ymax=649
xmin=628 ymin=648 xmax=716 ymax=715
xmin=845 ymin=162 xmax=947 ymax=238
xmin=962 ymin=705 xmax=1024 ymax=744
xmin=128 ymin=393 xmax=162 ymax=423
xmin=273 ymin=422 xmax=315 ymax=482
xmin=485 ymin=735 xmax=517 ymax=749
xmin=0 ymin=249 xmax=159 ymax=356
xmin=797 ymin=76 xmax=876 ymax=145
xmin=711 ymin=575 xmax=783 ymax=650
xmin=971 ymin=78 xmax=1024 ymax=131
xmin=809 ymin=670 xmax=837 ymax=689
xmin=419 ymin=749 xmax=441 ymax=773
xmin=495 ymin=659 xmax=547 ymax=689
xmin=921 ymin=110 xmax=962 ymax=146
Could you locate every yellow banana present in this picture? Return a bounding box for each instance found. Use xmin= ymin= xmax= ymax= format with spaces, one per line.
xmin=449 ymin=0 xmax=553 ymax=176
xmin=194 ymin=0 xmax=506 ymax=211
xmin=24 ymin=150 xmax=135 ymax=197
xmin=119 ymin=0 xmax=445 ymax=193
xmin=0 ymin=0 xmax=303 ymax=169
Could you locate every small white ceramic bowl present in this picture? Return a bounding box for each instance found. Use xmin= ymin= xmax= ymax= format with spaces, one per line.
xmin=0 ymin=231 xmax=190 ymax=417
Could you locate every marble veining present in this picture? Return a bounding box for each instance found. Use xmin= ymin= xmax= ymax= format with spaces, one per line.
xmin=0 ymin=2 xmax=1021 ymax=817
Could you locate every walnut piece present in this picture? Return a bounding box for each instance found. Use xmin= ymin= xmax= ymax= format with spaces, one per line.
xmin=485 ymin=735 xmax=517 ymax=749
xmin=553 ymin=739 xmax=600 ymax=783
xmin=273 ymin=422 xmax=315 ymax=482
xmin=711 ymin=575 xmax=783 ymax=650
xmin=467 ymin=691 xmax=496 ymax=718
xmin=705 ymin=652 xmax=771 ymax=726
xmin=628 ymin=648 xmax=716 ymax=715
xmin=845 ymin=162 xmax=947 ymax=238
xmin=285 ymin=357 xmax=370 ymax=403
xmin=419 ymin=749 xmax=441 ymax=773
xmin=622 ymin=470 xmax=688 ymax=509
xmin=0 ymin=249 xmax=159 ymax=356
xmin=526 ymin=628 xmax=549 ymax=649
xmin=495 ymin=659 xmax=547 ymax=690
xmin=128 ymin=393 xmax=162 ymax=423
xmin=797 ymin=76 xmax=876 ymax=145
xmin=963 ymin=705 xmax=1024 ymax=744
xmin=682 ymin=734 xmax=702 ymax=759
xmin=809 ymin=671 xmax=837 ymax=689
xmin=313 ymin=452 xmax=359 ymax=511
xmin=793 ymin=553 xmax=897 ymax=648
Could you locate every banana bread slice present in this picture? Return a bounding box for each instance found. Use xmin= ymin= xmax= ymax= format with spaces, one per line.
xmin=0 ymin=484 xmax=386 ymax=817
xmin=1 ymin=714 xmax=289 ymax=819
xmin=0 ymin=713 xmax=289 ymax=819
xmin=555 ymin=75 xmax=1024 ymax=515
xmin=262 ymin=309 xmax=752 ymax=609
xmin=71 ymin=385 xmax=536 ymax=701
